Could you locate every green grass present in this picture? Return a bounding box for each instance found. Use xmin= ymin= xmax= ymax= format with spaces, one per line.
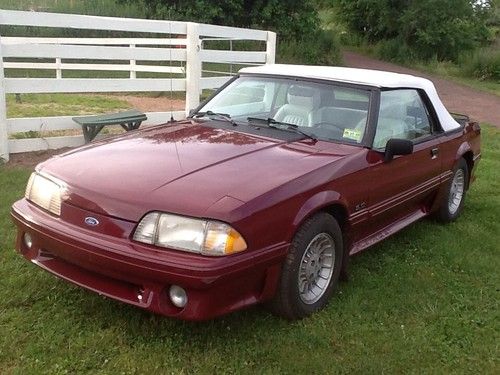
xmin=7 ymin=93 xmax=131 ymax=118
xmin=410 ymin=59 xmax=500 ymax=97
xmin=0 ymin=126 xmax=498 ymax=373
xmin=7 ymin=93 xmax=133 ymax=139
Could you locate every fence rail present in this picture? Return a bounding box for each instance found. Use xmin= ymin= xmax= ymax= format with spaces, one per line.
xmin=0 ymin=9 xmax=276 ymax=161
xmin=1 ymin=37 xmax=189 ymax=45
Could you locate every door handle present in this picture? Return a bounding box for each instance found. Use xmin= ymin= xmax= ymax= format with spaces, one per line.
xmin=431 ymin=148 xmax=439 ymax=159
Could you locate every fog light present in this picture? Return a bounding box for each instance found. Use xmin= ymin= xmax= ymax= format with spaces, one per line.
xmin=169 ymin=285 xmax=187 ymax=308
xmin=23 ymin=233 xmax=33 ymax=249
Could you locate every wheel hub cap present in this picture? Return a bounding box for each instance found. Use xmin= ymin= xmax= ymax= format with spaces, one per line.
xmin=298 ymin=232 xmax=335 ymax=304
xmin=448 ymin=169 xmax=465 ymax=215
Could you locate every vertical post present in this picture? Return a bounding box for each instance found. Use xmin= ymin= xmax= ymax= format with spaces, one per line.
xmin=129 ymin=44 xmax=136 ymax=79
xmin=266 ymin=31 xmax=276 ymax=65
xmin=185 ymin=22 xmax=201 ymax=116
xmin=0 ymin=35 xmax=9 ymax=163
xmin=55 ymin=57 xmax=62 ymax=79
xmin=229 ymin=39 xmax=233 ymax=75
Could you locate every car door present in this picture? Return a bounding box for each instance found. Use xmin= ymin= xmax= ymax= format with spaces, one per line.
xmin=362 ymin=89 xmax=444 ymax=236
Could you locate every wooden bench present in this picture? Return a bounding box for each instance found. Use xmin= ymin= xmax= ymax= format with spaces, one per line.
xmin=72 ymin=109 xmax=147 ymax=143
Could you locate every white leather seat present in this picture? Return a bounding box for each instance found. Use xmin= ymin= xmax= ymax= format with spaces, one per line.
xmin=373 ymin=101 xmax=410 ymax=148
xmin=316 ymin=107 xmax=368 ymax=128
xmin=274 ymin=85 xmax=320 ymax=127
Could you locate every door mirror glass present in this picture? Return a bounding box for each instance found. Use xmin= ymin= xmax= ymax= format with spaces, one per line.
xmin=384 ymin=138 xmax=413 ymax=162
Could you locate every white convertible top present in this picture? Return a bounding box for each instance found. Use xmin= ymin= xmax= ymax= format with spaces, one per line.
xmin=239 ymin=64 xmax=461 ymax=131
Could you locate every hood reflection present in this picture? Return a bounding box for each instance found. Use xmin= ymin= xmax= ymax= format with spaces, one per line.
xmin=143 ymin=122 xmax=265 ymax=146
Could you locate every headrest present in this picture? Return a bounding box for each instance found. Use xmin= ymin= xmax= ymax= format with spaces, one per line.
xmin=287 ymin=85 xmax=320 ymax=110
xmin=320 ymin=88 xmax=335 ymax=107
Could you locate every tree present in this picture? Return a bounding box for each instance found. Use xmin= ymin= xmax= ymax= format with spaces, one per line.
xmin=336 ymin=0 xmax=494 ymax=61
xmin=119 ymin=0 xmax=320 ymax=41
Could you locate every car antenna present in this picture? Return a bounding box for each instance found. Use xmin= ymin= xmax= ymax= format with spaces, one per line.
xmin=168 ymin=9 xmax=175 ymax=123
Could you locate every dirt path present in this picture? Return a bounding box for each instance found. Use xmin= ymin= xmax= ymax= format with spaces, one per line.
xmin=114 ymin=95 xmax=185 ymax=112
xmin=343 ymin=51 xmax=500 ymax=127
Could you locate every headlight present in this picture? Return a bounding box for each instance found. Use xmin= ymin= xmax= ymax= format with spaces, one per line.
xmin=25 ymin=172 xmax=64 ymax=216
xmin=133 ymin=212 xmax=247 ymax=256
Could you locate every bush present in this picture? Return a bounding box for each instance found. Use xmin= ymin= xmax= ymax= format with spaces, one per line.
xmin=336 ymin=0 xmax=493 ymax=62
xmin=460 ymin=49 xmax=500 ymax=81
xmin=375 ymin=37 xmax=416 ymax=64
xmin=277 ymin=30 xmax=342 ymax=66
xmin=120 ymin=0 xmax=321 ymax=42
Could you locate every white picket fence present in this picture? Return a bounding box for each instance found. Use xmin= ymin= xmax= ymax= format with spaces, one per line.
xmin=0 ymin=9 xmax=276 ymax=161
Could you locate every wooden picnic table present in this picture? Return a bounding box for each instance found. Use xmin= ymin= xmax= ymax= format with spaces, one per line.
xmin=72 ymin=109 xmax=147 ymax=143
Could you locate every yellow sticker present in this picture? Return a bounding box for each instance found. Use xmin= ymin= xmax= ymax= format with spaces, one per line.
xmin=343 ymin=128 xmax=362 ymax=142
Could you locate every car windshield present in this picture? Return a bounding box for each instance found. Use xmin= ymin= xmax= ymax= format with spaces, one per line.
xmin=195 ymin=75 xmax=372 ymax=144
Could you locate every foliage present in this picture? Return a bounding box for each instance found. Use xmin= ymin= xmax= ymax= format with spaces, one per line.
xmin=0 ymin=0 xmax=343 ymax=66
xmin=0 ymin=0 xmax=147 ymax=37
xmin=336 ymin=0 xmax=494 ymax=61
xmin=117 ymin=0 xmax=343 ymax=65
xmin=0 ymin=0 xmax=144 ymax=17
xmin=0 ymin=125 xmax=498 ymax=373
xmin=277 ymin=29 xmax=341 ymax=65
xmin=119 ymin=0 xmax=320 ymax=41
xmin=460 ymin=48 xmax=500 ymax=81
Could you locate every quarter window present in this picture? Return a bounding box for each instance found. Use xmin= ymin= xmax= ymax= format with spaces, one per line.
xmin=373 ymin=89 xmax=433 ymax=149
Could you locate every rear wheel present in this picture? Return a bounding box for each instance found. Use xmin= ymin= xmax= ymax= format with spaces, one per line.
xmin=269 ymin=213 xmax=343 ymax=320
xmin=436 ymin=158 xmax=469 ymax=222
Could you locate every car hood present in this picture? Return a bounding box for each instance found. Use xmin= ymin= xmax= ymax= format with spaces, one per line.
xmin=38 ymin=121 xmax=358 ymax=222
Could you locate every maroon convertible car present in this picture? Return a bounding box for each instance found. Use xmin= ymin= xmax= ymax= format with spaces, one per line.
xmin=11 ymin=65 xmax=481 ymax=320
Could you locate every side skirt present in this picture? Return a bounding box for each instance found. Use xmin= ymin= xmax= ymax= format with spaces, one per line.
xmin=349 ymin=209 xmax=428 ymax=256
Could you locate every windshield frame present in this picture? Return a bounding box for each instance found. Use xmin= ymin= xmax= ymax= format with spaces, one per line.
xmin=189 ymin=73 xmax=380 ymax=147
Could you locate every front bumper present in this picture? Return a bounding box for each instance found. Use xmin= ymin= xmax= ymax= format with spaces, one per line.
xmin=11 ymin=199 xmax=287 ymax=320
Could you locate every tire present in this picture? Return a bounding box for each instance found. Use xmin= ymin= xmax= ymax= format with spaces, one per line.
xmin=269 ymin=212 xmax=343 ymax=320
xmin=435 ymin=158 xmax=469 ymax=223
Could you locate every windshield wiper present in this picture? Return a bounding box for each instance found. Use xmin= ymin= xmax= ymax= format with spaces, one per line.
xmin=247 ymin=117 xmax=318 ymax=142
xmin=191 ymin=110 xmax=238 ymax=126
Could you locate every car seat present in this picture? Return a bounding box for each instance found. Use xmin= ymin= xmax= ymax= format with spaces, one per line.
xmin=274 ymin=85 xmax=320 ymax=127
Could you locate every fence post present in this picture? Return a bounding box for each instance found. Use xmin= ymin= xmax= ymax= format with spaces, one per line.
xmin=266 ymin=31 xmax=276 ymax=64
xmin=0 ymin=35 xmax=9 ymax=163
xmin=185 ymin=22 xmax=201 ymax=115
xmin=55 ymin=57 xmax=62 ymax=79
xmin=129 ymin=44 xmax=136 ymax=79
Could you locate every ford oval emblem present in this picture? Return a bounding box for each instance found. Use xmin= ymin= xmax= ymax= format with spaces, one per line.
xmin=84 ymin=217 xmax=99 ymax=226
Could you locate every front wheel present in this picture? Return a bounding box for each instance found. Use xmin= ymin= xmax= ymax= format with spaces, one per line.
xmin=269 ymin=212 xmax=343 ymax=320
xmin=435 ymin=158 xmax=469 ymax=222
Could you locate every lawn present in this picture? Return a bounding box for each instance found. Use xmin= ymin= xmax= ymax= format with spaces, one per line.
xmin=0 ymin=126 xmax=498 ymax=374
xmin=6 ymin=93 xmax=131 ymax=119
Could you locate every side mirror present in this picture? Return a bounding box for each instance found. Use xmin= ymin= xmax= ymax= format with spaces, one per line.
xmin=384 ymin=138 xmax=413 ymax=162
xmin=188 ymin=109 xmax=196 ymax=117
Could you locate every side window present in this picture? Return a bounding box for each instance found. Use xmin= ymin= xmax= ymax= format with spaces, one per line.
xmin=373 ymin=89 xmax=433 ymax=149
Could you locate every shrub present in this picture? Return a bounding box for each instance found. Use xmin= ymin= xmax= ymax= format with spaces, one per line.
xmin=375 ymin=37 xmax=416 ymax=64
xmin=277 ymin=30 xmax=342 ymax=66
xmin=460 ymin=49 xmax=500 ymax=81
xmin=120 ymin=0 xmax=321 ymax=42
xmin=336 ymin=0 xmax=493 ymax=62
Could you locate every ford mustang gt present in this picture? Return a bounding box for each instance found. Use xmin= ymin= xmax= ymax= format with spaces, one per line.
xmin=11 ymin=65 xmax=481 ymax=320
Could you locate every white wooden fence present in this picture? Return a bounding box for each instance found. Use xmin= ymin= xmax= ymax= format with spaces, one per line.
xmin=0 ymin=9 xmax=276 ymax=162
